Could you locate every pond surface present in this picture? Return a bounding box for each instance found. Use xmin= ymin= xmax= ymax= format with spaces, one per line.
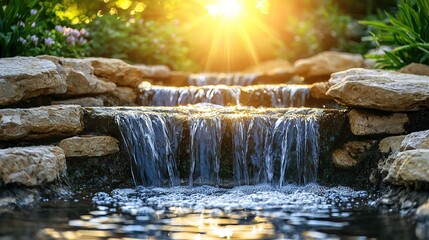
xmin=0 ymin=184 xmax=417 ymax=239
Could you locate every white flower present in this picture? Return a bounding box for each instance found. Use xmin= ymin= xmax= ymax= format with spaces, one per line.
xmin=30 ymin=9 xmax=37 ymax=15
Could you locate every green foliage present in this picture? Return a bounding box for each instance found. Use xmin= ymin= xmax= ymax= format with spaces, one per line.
xmin=87 ymin=15 xmax=198 ymax=71
xmin=0 ymin=0 xmax=89 ymax=58
xmin=360 ymin=0 xmax=429 ymax=69
xmin=277 ymin=0 xmax=370 ymax=62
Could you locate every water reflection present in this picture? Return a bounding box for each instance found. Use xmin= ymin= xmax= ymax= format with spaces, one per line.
xmin=0 ymin=185 xmax=416 ymax=240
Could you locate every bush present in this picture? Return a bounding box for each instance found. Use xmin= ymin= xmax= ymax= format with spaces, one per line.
xmin=87 ymin=15 xmax=199 ymax=71
xmin=360 ymin=0 xmax=429 ymax=69
xmin=0 ymin=0 xmax=89 ymax=58
xmin=277 ymin=0 xmax=370 ymax=62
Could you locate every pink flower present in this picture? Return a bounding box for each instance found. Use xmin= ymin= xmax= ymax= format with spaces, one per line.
xmin=80 ymin=28 xmax=89 ymax=37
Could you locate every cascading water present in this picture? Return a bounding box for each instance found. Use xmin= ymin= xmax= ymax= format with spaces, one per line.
xmin=188 ymin=73 xmax=259 ymax=86
xmin=116 ymin=113 xmax=182 ymax=187
xmin=188 ymin=116 xmax=222 ymax=186
xmin=139 ymin=85 xmax=310 ymax=107
xmin=115 ymin=107 xmax=320 ymax=187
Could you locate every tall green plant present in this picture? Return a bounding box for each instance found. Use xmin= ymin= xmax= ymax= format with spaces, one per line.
xmin=0 ymin=0 xmax=89 ymax=58
xmin=360 ymin=0 xmax=429 ymax=69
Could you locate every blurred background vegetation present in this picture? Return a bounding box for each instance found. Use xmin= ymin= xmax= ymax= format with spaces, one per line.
xmin=2 ymin=0 xmax=421 ymax=72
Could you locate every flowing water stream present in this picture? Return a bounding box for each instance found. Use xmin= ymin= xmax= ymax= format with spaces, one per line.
xmin=0 ymin=85 xmax=418 ymax=239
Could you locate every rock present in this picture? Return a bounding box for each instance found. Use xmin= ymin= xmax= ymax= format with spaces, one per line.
xmin=52 ymin=97 xmax=104 ymax=107
xmin=416 ymin=200 xmax=429 ymax=240
xmin=332 ymin=140 xmax=378 ymax=169
xmin=38 ymin=56 xmax=116 ymax=96
xmin=310 ymin=82 xmax=331 ymax=99
xmin=348 ymin=109 xmax=408 ymax=136
xmin=378 ymin=135 xmax=406 ymax=176
xmin=0 ymin=57 xmax=66 ymax=106
xmin=385 ymin=149 xmax=429 ymax=184
xmin=400 ymin=63 xmax=429 ymax=76
xmin=157 ymin=71 xmax=190 ymax=86
xmin=98 ymin=87 xmax=137 ymax=106
xmin=136 ymin=64 xmax=170 ymax=78
xmin=379 ymin=135 xmax=406 ymax=155
xmin=400 ymin=130 xmax=429 ymax=151
xmin=0 ymin=105 xmax=83 ymax=140
xmin=85 ymin=58 xmax=155 ymax=87
xmin=294 ymin=51 xmax=364 ymax=78
xmin=58 ymin=135 xmax=119 ymax=157
xmin=0 ymin=146 xmax=66 ymax=186
xmin=246 ymin=59 xmax=294 ymax=75
xmin=327 ymin=68 xmax=429 ymax=111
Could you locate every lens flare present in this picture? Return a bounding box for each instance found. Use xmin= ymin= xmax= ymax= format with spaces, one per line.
xmin=206 ymin=0 xmax=242 ymax=17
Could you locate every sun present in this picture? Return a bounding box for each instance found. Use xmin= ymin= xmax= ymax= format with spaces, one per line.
xmin=205 ymin=0 xmax=242 ymax=18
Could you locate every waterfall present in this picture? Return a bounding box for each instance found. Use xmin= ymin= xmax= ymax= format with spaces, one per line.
xmin=188 ymin=116 xmax=222 ymax=186
xmin=139 ymin=85 xmax=310 ymax=108
xmin=115 ymin=107 xmax=320 ymax=187
xmin=188 ymin=73 xmax=259 ymax=86
xmin=115 ymin=113 xmax=182 ymax=187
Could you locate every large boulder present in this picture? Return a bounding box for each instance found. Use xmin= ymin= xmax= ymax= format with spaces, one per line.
xmin=58 ymin=135 xmax=119 ymax=157
xmin=0 ymin=105 xmax=83 ymax=141
xmin=327 ymin=68 xmax=429 ymax=111
xmin=294 ymin=51 xmax=364 ymax=79
xmin=38 ymin=56 xmax=116 ymax=96
xmin=385 ymin=149 xmax=429 ymax=184
xmin=348 ymin=109 xmax=408 ymax=136
xmin=84 ymin=58 xmax=161 ymax=87
xmin=0 ymin=57 xmax=66 ymax=106
xmin=0 ymin=146 xmax=66 ymax=186
xmin=400 ymin=130 xmax=429 ymax=151
xmin=382 ymin=130 xmax=429 ymax=185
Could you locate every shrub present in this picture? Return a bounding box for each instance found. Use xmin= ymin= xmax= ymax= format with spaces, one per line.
xmin=0 ymin=0 xmax=89 ymax=58
xmin=277 ymin=0 xmax=370 ymax=62
xmin=360 ymin=0 xmax=429 ymax=69
xmin=86 ymin=15 xmax=199 ymax=71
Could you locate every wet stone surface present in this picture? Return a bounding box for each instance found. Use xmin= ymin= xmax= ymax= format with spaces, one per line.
xmin=0 ymin=184 xmax=417 ymax=239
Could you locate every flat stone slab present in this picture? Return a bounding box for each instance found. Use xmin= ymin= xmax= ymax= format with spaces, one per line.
xmin=327 ymin=68 xmax=429 ymax=111
xmin=294 ymin=51 xmax=364 ymax=78
xmin=58 ymin=135 xmax=119 ymax=157
xmin=0 ymin=57 xmax=66 ymax=106
xmin=38 ymin=56 xmax=116 ymax=96
xmin=348 ymin=109 xmax=408 ymax=136
xmin=84 ymin=58 xmax=168 ymax=87
xmin=0 ymin=146 xmax=66 ymax=186
xmin=0 ymin=105 xmax=83 ymax=141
